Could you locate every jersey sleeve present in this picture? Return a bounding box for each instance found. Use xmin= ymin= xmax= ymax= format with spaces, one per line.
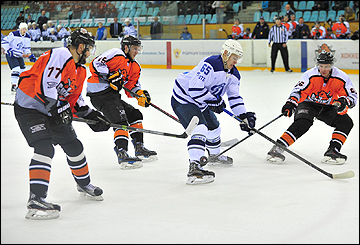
xmin=226 ymin=77 xmax=247 ymax=115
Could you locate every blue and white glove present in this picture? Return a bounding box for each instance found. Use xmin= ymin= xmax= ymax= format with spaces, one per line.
xmin=204 ymin=95 xmax=226 ymax=114
xmin=239 ymin=112 xmax=256 ymax=135
xmin=29 ymin=54 xmax=37 ymax=62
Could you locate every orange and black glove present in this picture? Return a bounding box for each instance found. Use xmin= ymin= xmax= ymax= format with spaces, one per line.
xmin=333 ymin=97 xmax=349 ymax=115
xmin=136 ymin=90 xmax=151 ymax=107
xmin=108 ymin=70 xmax=125 ymax=91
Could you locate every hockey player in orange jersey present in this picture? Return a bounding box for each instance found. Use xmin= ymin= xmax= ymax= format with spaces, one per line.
xmin=266 ymin=50 xmax=358 ymax=164
xmin=87 ymin=35 xmax=157 ymax=170
xmin=14 ymin=28 xmax=111 ymax=220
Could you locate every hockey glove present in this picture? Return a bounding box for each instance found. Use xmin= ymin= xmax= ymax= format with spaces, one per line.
xmin=29 ymin=54 xmax=37 ymax=62
xmin=83 ymin=110 xmax=111 ymax=132
xmin=205 ymin=95 xmax=226 ymax=114
xmin=281 ymin=100 xmax=297 ymax=117
xmin=333 ymin=97 xmax=349 ymax=115
xmin=136 ymin=90 xmax=151 ymax=107
xmin=50 ymin=101 xmax=73 ymax=125
xmin=239 ymin=112 xmax=256 ymax=135
xmin=108 ymin=70 xmax=125 ymax=91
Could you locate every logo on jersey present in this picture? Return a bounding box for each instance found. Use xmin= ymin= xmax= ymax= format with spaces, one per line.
xmin=309 ymin=90 xmax=333 ymax=104
xmin=56 ymin=78 xmax=77 ymax=99
xmin=210 ymin=83 xmax=226 ymax=96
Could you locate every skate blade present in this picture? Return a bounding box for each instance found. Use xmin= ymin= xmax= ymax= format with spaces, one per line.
xmin=138 ymin=155 xmax=158 ymax=163
xmin=207 ymin=161 xmax=233 ymax=167
xmin=186 ymin=176 xmax=215 ymax=185
xmin=266 ymin=155 xmax=285 ymax=164
xmin=321 ymin=156 xmax=346 ymax=165
xmin=25 ymin=209 xmax=60 ymax=220
xmin=79 ymin=192 xmax=104 ymax=201
xmin=120 ymin=162 xmax=143 ymax=170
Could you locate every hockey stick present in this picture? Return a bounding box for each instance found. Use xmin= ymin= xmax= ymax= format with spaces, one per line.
xmin=223 ymin=108 xmax=355 ymax=180
xmin=121 ymin=86 xmax=181 ymax=123
xmin=1 ymin=101 xmax=198 ymax=139
xmin=73 ymin=116 xmax=199 ymax=139
xmin=200 ymin=114 xmax=284 ymax=165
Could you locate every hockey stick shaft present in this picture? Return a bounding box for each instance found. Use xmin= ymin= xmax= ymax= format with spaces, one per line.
xmin=121 ymin=86 xmax=181 ymax=123
xmin=223 ymin=108 xmax=355 ymax=179
xmin=210 ymin=114 xmax=283 ymax=161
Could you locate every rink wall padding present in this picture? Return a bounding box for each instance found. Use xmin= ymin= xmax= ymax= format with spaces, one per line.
xmin=1 ymin=39 xmax=358 ymax=74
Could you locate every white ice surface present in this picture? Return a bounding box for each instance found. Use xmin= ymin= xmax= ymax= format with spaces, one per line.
xmin=1 ymin=65 xmax=359 ymax=244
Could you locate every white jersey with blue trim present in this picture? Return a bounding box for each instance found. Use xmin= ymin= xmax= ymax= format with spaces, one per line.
xmin=172 ymin=54 xmax=247 ymax=115
xmin=1 ymin=30 xmax=31 ymax=57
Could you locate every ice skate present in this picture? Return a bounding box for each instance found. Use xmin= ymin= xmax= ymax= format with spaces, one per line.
xmin=114 ymin=146 xmax=143 ymax=170
xmin=321 ymin=147 xmax=347 ymax=165
xmin=25 ymin=192 xmax=61 ymax=220
xmin=207 ymin=154 xmax=233 ymax=166
xmin=186 ymin=161 xmax=215 ymax=185
xmin=133 ymin=140 xmax=158 ymax=162
xmin=266 ymin=144 xmax=286 ymax=163
xmin=77 ymin=183 xmax=104 ymax=201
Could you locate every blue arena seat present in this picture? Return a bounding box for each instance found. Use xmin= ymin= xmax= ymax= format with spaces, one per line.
xmin=310 ymin=11 xmax=319 ymax=22
xmin=269 ymin=12 xmax=279 ymax=22
xmin=262 ymin=11 xmax=270 ymax=22
xmin=190 ymin=14 xmax=198 ymax=24
xmin=306 ymin=1 xmax=315 ymax=10
xmin=298 ymin=1 xmax=306 ymax=11
xmin=295 ymin=11 xmax=303 ymax=20
xmin=327 ymin=10 xmax=336 ymax=21
xmin=196 ymin=14 xmax=205 ymax=24
xmin=318 ymin=10 xmax=327 ymax=22
xmin=253 ymin=11 xmax=261 ymax=22
xmin=302 ymin=11 xmax=311 ymax=22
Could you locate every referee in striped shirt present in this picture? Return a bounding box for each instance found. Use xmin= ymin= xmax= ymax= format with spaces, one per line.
xmin=268 ymin=17 xmax=292 ymax=73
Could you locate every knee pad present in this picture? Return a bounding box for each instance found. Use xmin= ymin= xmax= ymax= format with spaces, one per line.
xmin=332 ymin=115 xmax=354 ymax=134
xmin=60 ymin=138 xmax=84 ymax=157
xmin=287 ymin=118 xmax=313 ymax=139
xmin=127 ymin=109 xmax=143 ymax=124
xmin=32 ymin=139 xmax=55 ymax=159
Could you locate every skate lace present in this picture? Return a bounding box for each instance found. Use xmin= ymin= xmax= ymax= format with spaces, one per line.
xmin=84 ymin=183 xmax=96 ymax=191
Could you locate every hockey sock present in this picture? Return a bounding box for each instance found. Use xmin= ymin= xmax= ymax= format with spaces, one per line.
xmin=129 ymin=120 xmax=144 ymax=143
xmin=30 ymin=140 xmax=54 ymax=198
xmin=329 ymin=115 xmax=354 ymax=151
xmin=114 ymin=127 xmax=129 ymax=151
xmin=188 ymin=124 xmax=208 ymax=162
xmin=11 ymin=67 xmax=21 ymax=86
xmin=206 ymin=127 xmax=221 ymax=155
xmin=61 ymin=139 xmax=90 ymax=187
xmin=278 ymin=119 xmax=312 ymax=147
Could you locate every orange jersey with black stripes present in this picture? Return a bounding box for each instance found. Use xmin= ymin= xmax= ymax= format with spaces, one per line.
xmin=15 ymin=47 xmax=89 ymax=116
xmin=87 ymin=48 xmax=142 ymax=97
xmin=288 ymin=67 xmax=357 ymax=108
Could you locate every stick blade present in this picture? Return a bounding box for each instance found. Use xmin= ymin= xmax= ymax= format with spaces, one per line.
xmin=185 ymin=116 xmax=199 ymax=136
xmin=332 ymin=170 xmax=355 ymax=179
xmin=221 ymin=138 xmax=239 ymax=147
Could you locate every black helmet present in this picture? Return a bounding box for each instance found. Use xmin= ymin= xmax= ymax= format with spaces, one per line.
xmin=67 ymin=28 xmax=95 ymax=49
xmin=316 ymin=50 xmax=335 ymax=65
xmin=121 ymin=35 xmax=141 ymax=52
xmin=67 ymin=28 xmax=95 ymax=65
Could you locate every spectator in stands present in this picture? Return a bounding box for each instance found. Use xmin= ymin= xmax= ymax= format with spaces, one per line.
xmin=293 ymin=17 xmax=310 ymax=39
xmin=150 ymin=16 xmax=163 ymax=40
xmin=106 ymin=2 xmax=118 ymax=18
xmin=344 ymin=6 xmax=356 ymax=22
xmin=204 ymin=1 xmax=216 ymax=15
xmin=29 ymin=22 xmax=41 ymax=42
xmin=282 ymin=15 xmax=294 ymax=39
xmin=57 ymin=24 xmax=70 ymax=40
xmin=123 ymin=18 xmax=137 ymax=38
xmin=285 ymin=4 xmax=295 ymax=20
xmin=289 ymin=14 xmax=298 ymax=38
xmin=230 ymin=18 xmax=243 ymax=39
xmin=41 ymin=23 xmax=50 ymax=41
xmin=287 ymin=1 xmax=298 ymax=11
xmin=325 ymin=27 xmax=337 ymax=39
xmin=242 ymin=28 xmax=252 ymax=39
xmin=179 ymin=26 xmax=193 ymax=39
xmin=332 ymin=1 xmax=347 ymax=12
xmin=15 ymin=11 xmax=26 ymax=29
xmin=212 ymin=1 xmax=231 ymax=24
xmin=26 ymin=14 xmax=34 ymax=24
xmin=48 ymin=28 xmax=58 ymax=42
xmin=252 ymin=16 xmax=269 ymax=39
xmin=110 ymin=17 xmax=123 ymax=38
xmin=332 ymin=15 xmax=350 ymax=39
xmin=312 ymin=1 xmax=329 ymax=11
xmin=258 ymin=1 xmax=281 ymax=14
xmin=352 ymin=1 xmax=359 ymax=19
xmin=310 ymin=21 xmax=326 ymax=39
xmin=95 ymin=22 xmax=107 ymax=40
xmin=37 ymin=10 xmax=49 ymax=32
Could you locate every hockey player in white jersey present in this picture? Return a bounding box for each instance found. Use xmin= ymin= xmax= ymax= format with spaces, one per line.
xmin=1 ymin=22 xmax=36 ymax=92
xmin=171 ymin=39 xmax=257 ymax=185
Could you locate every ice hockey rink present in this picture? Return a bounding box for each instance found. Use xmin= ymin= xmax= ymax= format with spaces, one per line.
xmin=1 ymin=64 xmax=359 ymax=244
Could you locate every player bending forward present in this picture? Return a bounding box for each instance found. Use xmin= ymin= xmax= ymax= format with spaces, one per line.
xmin=266 ymin=50 xmax=357 ymax=164
xmin=87 ymin=35 xmax=157 ymax=170
xmin=171 ymin=39 xmax=257 ymax=185
xmin=14 ymin=28 xmax=110 ymax=220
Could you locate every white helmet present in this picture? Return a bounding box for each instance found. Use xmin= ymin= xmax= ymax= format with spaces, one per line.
xmin=50 ymin=28 xmax=55 ymax=33
xmin=57 ymin=24 xmax=62 ymax=29
xmin=19 ymin=22 xmax=28 ymax=30
xmin=221 ymin=39 xmax=243 ymax=64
